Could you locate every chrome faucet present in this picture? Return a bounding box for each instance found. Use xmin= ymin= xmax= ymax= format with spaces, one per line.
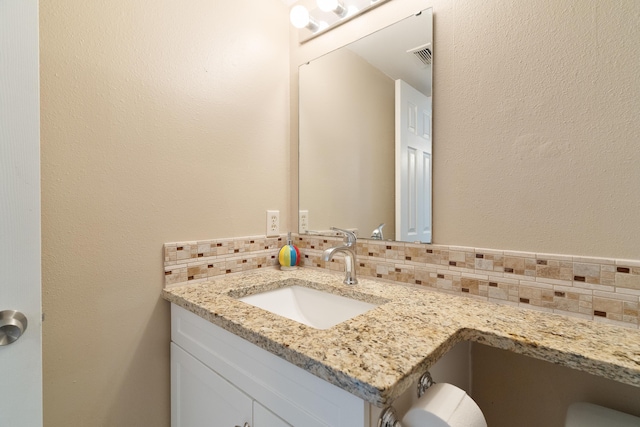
xmin=323 ymin=227 xmax=358 ymax=285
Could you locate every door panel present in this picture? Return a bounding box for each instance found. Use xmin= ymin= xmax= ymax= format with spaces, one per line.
xmin=0 ymin=0 xmax=43 ymax=425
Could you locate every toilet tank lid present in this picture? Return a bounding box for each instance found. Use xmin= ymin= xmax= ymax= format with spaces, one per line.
xmin=565 ymin=402 xmax=640 ymax=427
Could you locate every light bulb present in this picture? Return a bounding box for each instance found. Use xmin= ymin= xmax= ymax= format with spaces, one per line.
xmin=317 ymin=0 xmax=338 ymax=12
xmin=290 ymin=5 xmax=310 ymax=29
xmin=317 ymin=0 xmax=347 ymax=17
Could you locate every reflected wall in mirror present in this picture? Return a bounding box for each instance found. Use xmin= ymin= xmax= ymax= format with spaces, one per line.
xmin=299 ymin=8 xmax=433 ymax=243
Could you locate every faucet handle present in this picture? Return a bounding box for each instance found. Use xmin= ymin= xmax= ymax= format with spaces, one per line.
xmin=330 ymin=227 xmax=357 ymax=245
xmin=371 ymin=223 xmax=385 ymax=240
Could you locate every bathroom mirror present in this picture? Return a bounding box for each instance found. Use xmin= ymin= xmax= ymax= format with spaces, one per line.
xmin=299 ymin=8 xmax=433 ymax=243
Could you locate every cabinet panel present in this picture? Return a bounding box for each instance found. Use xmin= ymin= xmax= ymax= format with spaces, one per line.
xmin=171 ymin=343 xmax=252 ymax=427
xmin=254 ymin=402 xmax=292 ymax=427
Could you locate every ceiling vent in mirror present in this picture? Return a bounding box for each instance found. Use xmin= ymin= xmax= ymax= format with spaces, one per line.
xmin=407 ymin=43 xmax=432 ymax=67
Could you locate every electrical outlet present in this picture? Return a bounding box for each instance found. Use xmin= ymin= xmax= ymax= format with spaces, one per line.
xmin=299 ymin=210 xmax=309 ymax=233
xmin=266 ymin=210 xmax=280 ymax=237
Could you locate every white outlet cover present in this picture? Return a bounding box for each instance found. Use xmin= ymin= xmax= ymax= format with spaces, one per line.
xmin=266 ymin=210 xmax=280 ymax=237
xmin=299 ymin=210 xmax=309 ymax=232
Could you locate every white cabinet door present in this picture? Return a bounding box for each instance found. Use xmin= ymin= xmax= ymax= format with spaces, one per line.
xmin=171 ymin=343 xmax=252 ymax=427
xmin=254 ymin=402 xmax=292 ymax=427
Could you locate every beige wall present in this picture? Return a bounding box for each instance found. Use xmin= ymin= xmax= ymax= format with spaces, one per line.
xmin=299 ymin=48 xmax=395 ymax=238
xmin=291 ymin=0 xmax=640 ymax=260
xmin=40 ymin=0 xmax=289 ymax=425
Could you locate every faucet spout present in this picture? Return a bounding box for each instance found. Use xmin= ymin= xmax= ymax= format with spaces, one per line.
xmin=323 ymin=227 xmax=358 ymax=285
xmin=322 ymin=245 xmax=346 ymax=260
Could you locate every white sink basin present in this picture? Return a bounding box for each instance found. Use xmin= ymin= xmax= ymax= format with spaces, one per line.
xmin=238 ymin=285 xmax=379 ymax=330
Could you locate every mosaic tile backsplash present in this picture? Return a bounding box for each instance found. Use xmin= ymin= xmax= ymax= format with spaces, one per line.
xmin=163 ymin=234 xmax=640 ymax=329
xmin=163 ymin=236 xmax=284 ymax=286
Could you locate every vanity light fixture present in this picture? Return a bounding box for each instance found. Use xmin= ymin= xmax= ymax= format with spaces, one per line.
xmin=290 ymin=0 xmax=391 ymax=43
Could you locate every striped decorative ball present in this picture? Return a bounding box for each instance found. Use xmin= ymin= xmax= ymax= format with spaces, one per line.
xmin=278 ymin=243 xmax=300 ymax=269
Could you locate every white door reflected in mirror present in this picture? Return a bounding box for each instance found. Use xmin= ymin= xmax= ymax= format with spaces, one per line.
xmin=396 ymin=79 xmax=432 ymax=243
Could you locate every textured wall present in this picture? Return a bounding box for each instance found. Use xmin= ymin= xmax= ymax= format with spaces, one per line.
xmin=292 ymin=0 xmax=640 ymax=259
xmin=40 ymin=0 xmax=289 ymax=425
xmin=433 ymin=0 xmax=640 ymax=258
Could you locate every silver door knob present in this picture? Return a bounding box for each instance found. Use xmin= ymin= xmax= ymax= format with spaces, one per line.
xmin=234 ymin=423 xmax=250 ymax=427
xmin=0 ymin=310 xmax=28 ymax=346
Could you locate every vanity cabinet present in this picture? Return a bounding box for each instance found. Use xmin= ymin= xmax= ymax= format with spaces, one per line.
xmin=170 ymin=304 xmax=372 ymax=427
xmin=171 ymin=303 xmax=470 ymax=427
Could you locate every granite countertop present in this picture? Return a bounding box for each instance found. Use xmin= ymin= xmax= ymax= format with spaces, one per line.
xmin=162 ymin=268 xmax=640 ymax=407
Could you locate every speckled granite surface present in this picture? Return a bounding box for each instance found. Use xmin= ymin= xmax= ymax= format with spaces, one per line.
xmin=162 ymin=268 xmax=640 ymax=407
